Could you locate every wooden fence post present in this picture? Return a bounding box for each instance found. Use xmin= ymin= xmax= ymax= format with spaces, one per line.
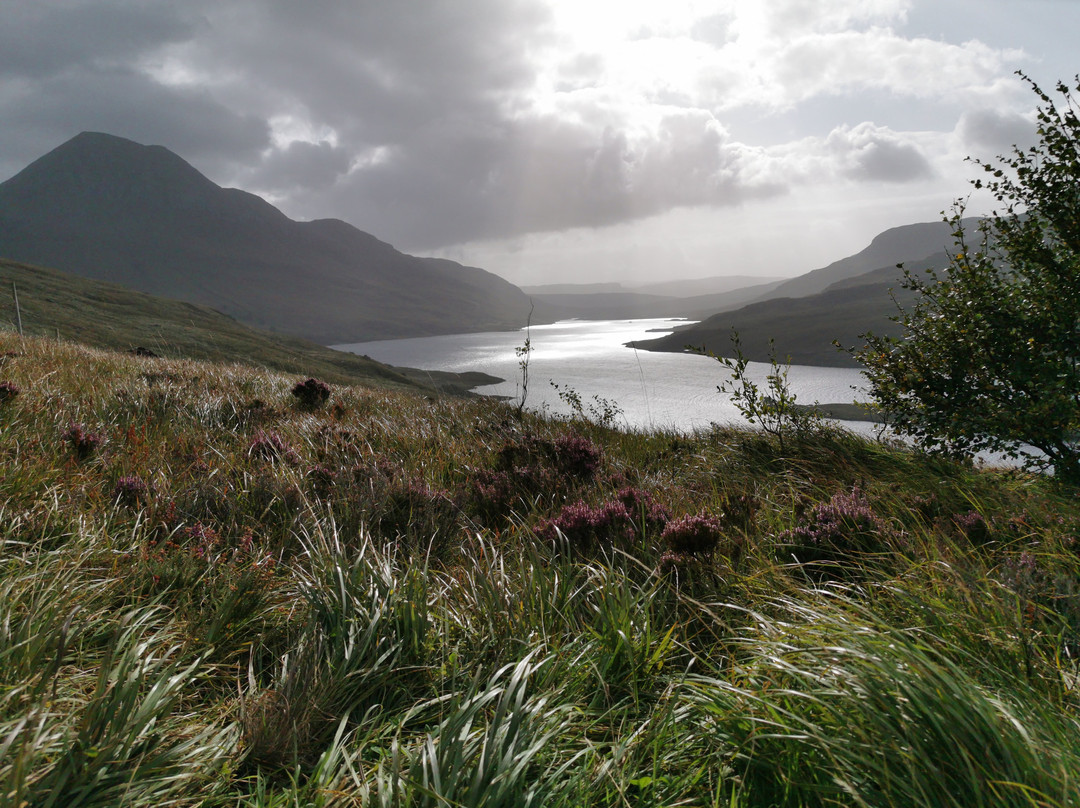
xmin=12 ymin=282 xmax=23 ymax=337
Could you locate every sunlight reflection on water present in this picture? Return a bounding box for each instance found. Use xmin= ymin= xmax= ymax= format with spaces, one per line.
xmin=336 ymin=319 xmax=872 ymax=434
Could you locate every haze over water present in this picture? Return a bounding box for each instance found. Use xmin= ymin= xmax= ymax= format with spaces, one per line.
xmin=337 ymin=319 xmax=869 ymax=433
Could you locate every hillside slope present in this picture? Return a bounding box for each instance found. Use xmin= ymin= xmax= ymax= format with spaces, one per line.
xmin=0 ymin=257 xmax=498 ymax=392
xmin=757 ymin=219 xmax=975 ymax=300
xmin=0 ymin=132 xmax=543 ymax=344
xmin=636 ymin=253 xmax=946 ymax=366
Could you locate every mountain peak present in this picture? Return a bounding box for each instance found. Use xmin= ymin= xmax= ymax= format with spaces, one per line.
xmin=1 ymin=131 xmax=221 ymax=213
xmin=0 ymin=132 xmax=539 ymax=343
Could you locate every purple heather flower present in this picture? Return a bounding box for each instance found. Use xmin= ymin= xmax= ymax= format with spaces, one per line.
xmin=248 ymin=430 xmax=297 ymax=463
xmin=953 ymin=510 xmax=991 ymax=543
xmin=63 ymin=422 xmax=105 ymax=460
xmin=661 ymin=513 xmax=725 ymax=556
xmin=777 ymin=486 xmax=901 ymax=571
xmin=553 ymin=433 xmax=602 ymax=478
xmin=113 ymin=475 xmax=150 ymax=505
xmin=306 ymin=465 xmax=338 ymax=498
xmin=536 ymin=499 xmax=633 ymax=549
xmin=617 ymin=487 xmax=671 ymax=530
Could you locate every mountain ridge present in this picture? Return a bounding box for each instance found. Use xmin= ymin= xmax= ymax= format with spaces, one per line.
xmin=634 ymin=250 xmax=950 ymax=367
xmin=756 ymin=218 xmax=977 ymax=300
xmin=0 ymin=132 xmax=544 ymax=344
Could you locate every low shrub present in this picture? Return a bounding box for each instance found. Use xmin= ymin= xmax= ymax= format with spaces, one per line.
xmin=494 ymin=431 xmax=602 ymax=485
xmin=776 ymin=486 xmax=903 ymax=576
xmin=305 ymin=464 xmax=338 ymax=499
xmin=62 ymin=422 xmax=105 ymax=460
xmin=291 ymin=377 xmax=331 ymax=409
xmin=553 ymin=432 xmax=603 ymax=478
xmin=114 ymin=475 xmax=152 ymax=506
xmin=536 ymin=499 xmax=633 ymax=551
xmin=951 ymin=510 xmax=992 ymax=544
xmin=378 ymin=477 xmax=459 ymax=552
xmin=661 ymin=512 xmax=727 ymax=557
xmin=247 ymin=430 xmax=299 ymax=464
xmin=617 ymin=486 xmax=671 ymax=534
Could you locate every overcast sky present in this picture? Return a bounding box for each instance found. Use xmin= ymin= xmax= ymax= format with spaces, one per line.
xmin=2 ymin=1 xmax=1077 ymax=286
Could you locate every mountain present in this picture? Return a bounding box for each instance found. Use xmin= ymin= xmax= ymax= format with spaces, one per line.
xmin=522 ymin=221 xmax=969 ymax=333
xmin=628 ymin=274 xmax=788 ymax=298
xmin=0 ymin=132 xmax=541 ymax=344
xmin=753 ymin=219 xmax=976 ymax=301
xmin=522 ymin=291 xmax=686 ymax=320
xmin=522 ymin=275 xmax=787 ymax=299
xmin=521 ymin=282 xmax=625 ymax=294
xmin=635 ymin=246 xmax=958 ymax=367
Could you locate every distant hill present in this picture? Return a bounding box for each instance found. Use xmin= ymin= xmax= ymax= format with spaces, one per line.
xmin=521 ymin=282 xmax=625 ymax=295
xmin=629 ymin=274 xmax=788 ymax=298
xmin=635 ymin=254 xmax=950 ymax=367
xmin=521 ymin=222 xmax=964 ymax=333
xmin=523 ymin=275 xmax=787 ymax=299
xmin=680 ymin=278 xmax=791 ymax=318
xmin=526 ymin=291 xmax=688 ymax=320
xmin=755 ymin=219 xmax=976 ymax=301
xmin=0 ymin=257 xmax=499 ymax=394
xmin=632 ymin=218 xmax=988 ymax=366
xmin=0 ymin=132 xmax=543 ymax=344
xmin=524 ymin=277 xmax=789 ymax=322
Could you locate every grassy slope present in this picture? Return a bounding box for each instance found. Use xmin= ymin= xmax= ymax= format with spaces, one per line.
xmin=635 ymin=281 xmax=906 ymax=367
xmin=2 ymin=332 xmax=1079 ymax=807
xmin=0 ymin=258 xmax=499 ymax=394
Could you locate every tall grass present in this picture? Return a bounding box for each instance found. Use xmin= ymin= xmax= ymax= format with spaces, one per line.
xmin=687 ymin=594 xmax=1080 ymax=807
xmin=2 ymin=330 xmax=1079 ymax=806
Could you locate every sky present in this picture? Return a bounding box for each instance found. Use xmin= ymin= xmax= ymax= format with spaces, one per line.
xmin=1 ymin=1 xmax=1078 ymax=287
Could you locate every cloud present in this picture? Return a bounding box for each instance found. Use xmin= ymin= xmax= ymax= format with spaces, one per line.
xmin=0 ymin=67 xmax=269 ymax=181
xmin=826 ymin=123 xmax=935 ymax=182
xmin=272 ymin=108 xmax=785 ymax=248
xmin=0 ymin=2 xmax=201 ymax=78
xmin=746 ymin=121 xmax=940 ymax=191
xmin=0 ymin=0 xmax=1046 ymax=253
xmin=244 ymin=140 xmax=351 ymax=197
xmin=761 ymin=0 xmax=911 ymax=37
xmin=957 ymin=108 xmax=1036 ymax=155
xmin=734 ymin=29 xmax=1017 ymax=112
xmin=0 ymin=1 xmax=267 ymax=180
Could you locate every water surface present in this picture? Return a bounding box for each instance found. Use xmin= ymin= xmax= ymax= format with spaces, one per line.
xmin=336 ymin=319 xmax=870 ymax=433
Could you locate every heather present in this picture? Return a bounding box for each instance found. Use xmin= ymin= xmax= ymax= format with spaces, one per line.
xmin=2 ymin=331 xmax=1080 ymax=807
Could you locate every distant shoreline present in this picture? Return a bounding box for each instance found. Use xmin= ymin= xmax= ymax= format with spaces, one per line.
xmin=793 ymin=402 xmax=883 ymax=424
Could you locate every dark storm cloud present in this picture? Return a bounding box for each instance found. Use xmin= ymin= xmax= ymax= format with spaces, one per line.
xmin=19 ymin=69 xmax=266 ymax=154
xmin=180 ymin=1 xmax=781 ymax=247
xmin=185 ymin=0 xmax=553 ymax=146
xmin=0 ymin=2 xmax=201 ymax=78
xmin=0 ymin=1 xmax=268 ymax=181
xmin=278 ymin=110 xmax=783 ymax=249
xmin=0 ymin=66 xmax=270 ymax=181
